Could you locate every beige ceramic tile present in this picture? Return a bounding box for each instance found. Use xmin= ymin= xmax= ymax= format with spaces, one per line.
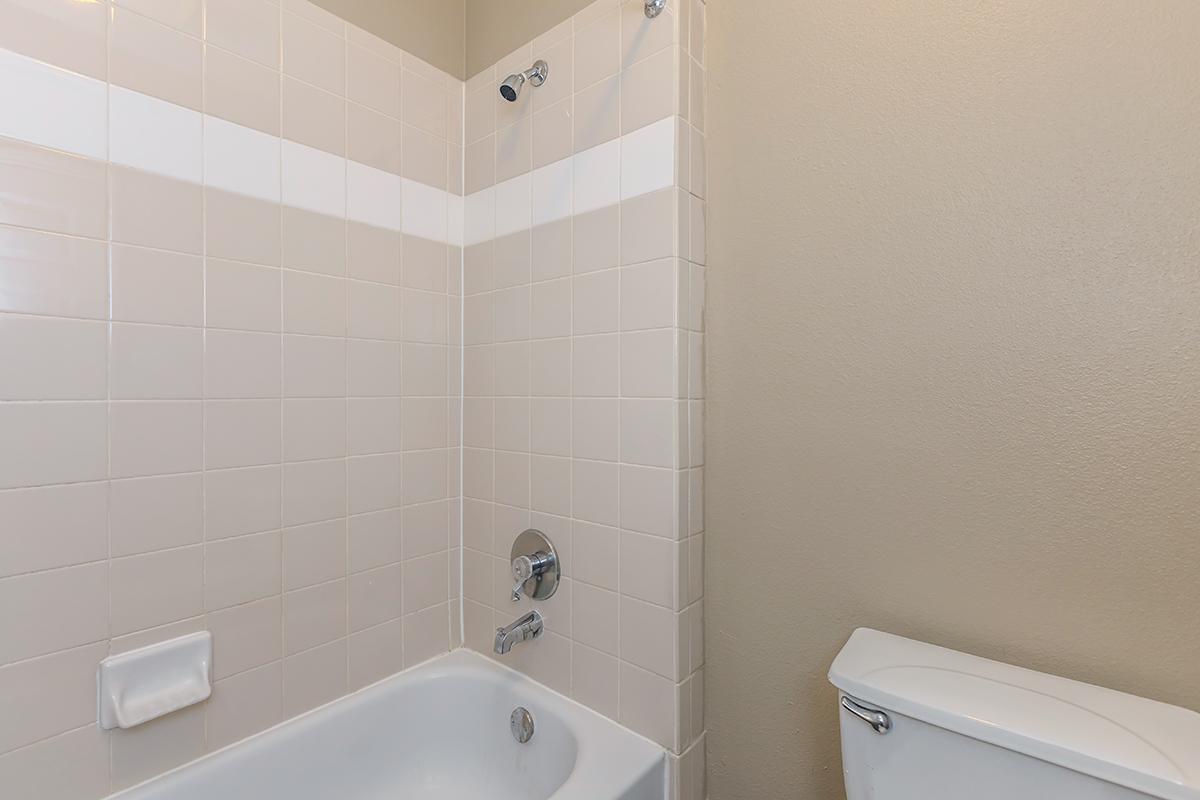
xmin=282 ymin=269 xmax=347 ymax=336
xmin=0 ymin=140 xmax=107 ymax=240
xmin=448 ymin=145 xmax=464 ymax=196
xmin=283 ymin=519 xmax=347 ymax=590
xmin=464 ymin=136 xmax=495 ymax=194
xmin=204 ymin=330 xmax=282 ymax=399
xmin=0 ymin=483 xmax=107 ymax=579
xmin=281 ymin=457 xmax=347 ymax=526
xmin=0 ymin=642 xmax=107 ymax=753
xmin=0 ymin=316 xmax=105 ymax=401
xmin=348 ymin=508 xmax=402 ymax=573
xmin=206 ymin=259 xmax=282 ymax=332
xmin=347 ymin=103 xmax=402 ymax=174
xmin=402 ymin=235 xmax=448 ymax=292
xmin=402 ymin=125 xmax=448 ymax=189
xmin=110 ymin=322 xmax=203 ymax=400
xmin=117 ymin=0 xmax=203 ymax=36
xmin=112 ymin=166 xmax=203 ymax=254
xmin=283 ymin=397 xmax=348 ymax=461
xmin=283 ymin=638 xmax=347 ymax=717
xmin=0 ymin=563 xmax=107 ymax=663
xmin=110 ymin=473 xmax=204 ymax=557
xmin=533 ymin=99 xmax=573 ymax=169
xmin=282 ymin=206 xmax=347 ymax=277
xmin=573 ymin=204 xmax=620 ymax=274
xmin=206 ymin=0 xmax=280 ymax=69
xmin=110 ymin=401 xmax=204 ymax=478
xmin=0 ymin=402 xmax=108 ymax=490
xmin=205 ymin=45 xmax=281 ymax=135
xmin=348 ymin=617 xmax=404 ymax=689
xmin=621 ymin=45 xmax=676 ymax=133
xmin=205 ymin=465 xmax=281 ymax=542
xmin=0 ymin=227 xmax=107 ymax=319
xmin=465 ymin=85 xmax=496 ymax=144
xmin=573 ymin=75 xmax=620 ymax=152
xmin=286 ymin=335 xmax=349 ymax=398
xmin=109 ymin=704 xmax=204 ymax=790
xmin=204 ymin=399 xmax=282 ymax=469
xmin=0 ymin=725 xmax=109 ymax=800
xmin=283 ymin=77 xmax=346 ymax=155
xmin=109 ymin=545 xmax=204 ymax=635
xmin=404 ymin=70 xmax=447 ymax=138
xmin=572 ymin=642 xmax=619 ymax=717
xmin=531 ymin=217 xmax=573 ymax=281
xmin=621 ymin=0 xmax=675 ymax=68
xmin=574 ymin=10 xmax=620 ymax=90
xmin=206 ymin=188 xmax=282 ymax=266
xmin=348 ymin=44 xmax=401 ymax=119
xmin=347 ymin=24 xmax=402 ymax=64
xmin=348 ymin=221 xmax=401 ymax=285
xmin=111 ymin=244 xmax=203 ymax=326
xmin=349 ymin=280 xmax=401 ymax=340
xmin=0 ymin=0 xmax=108 ymax=79
xmin=496 ymin=117 xmax=532 ymax=183
xmin=284 ymin=578 xmax=346 ymax=654
xmin=206 ymin=662 xmax=283 ymax=750
xmin=402 ymin=603 xmax=450 ymax=666
xmin=283 ymin=11 xmax=345 ymax=95
xmin=533 ymin=36 xmax=573 ymax=113
xmin=207 ymin=596 xmax=282 ymax=679
xmin=618 ymin=661 xmax=678 ymax=750
xmin=282 ymin=0 xmax=345 ymax=34
xmin=621 ymin=188 xmax=676 ymax=265
xmin=205 ymin=531 xmax=283 ymax=611
xmin=111 ymin=7 xmax=203 ymax=109
xmin=348 ymin=562 xmax=402 ymax=631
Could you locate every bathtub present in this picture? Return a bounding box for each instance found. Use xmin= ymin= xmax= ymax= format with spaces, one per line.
xmin=109 ymin=649 xmax=666 ymax=800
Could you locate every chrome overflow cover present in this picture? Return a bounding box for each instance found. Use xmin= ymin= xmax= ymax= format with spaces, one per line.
xmin=510 ymin=706 xmax=535 ymax=743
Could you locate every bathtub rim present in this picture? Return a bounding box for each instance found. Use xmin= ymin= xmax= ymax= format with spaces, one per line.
xmin=104 ymin=646 xmax=667 ymax=799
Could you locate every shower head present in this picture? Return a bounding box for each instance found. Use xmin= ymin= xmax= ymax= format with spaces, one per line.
xmin=645 ymin=0 xmax=666 ymax=18
xmin=500 ymin=60 xmax=548 ymax=102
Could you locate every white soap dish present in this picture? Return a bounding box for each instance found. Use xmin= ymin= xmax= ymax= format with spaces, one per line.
xmin=97 ymin=631 xmax=213 ymax=730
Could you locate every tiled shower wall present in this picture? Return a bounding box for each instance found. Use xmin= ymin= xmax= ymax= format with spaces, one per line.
xmin=0 ymin=0 xmax=705 ymax=797
xmin=0 ymin=0 xmax=463 ymax=795
xmin=458 ymin=0 xmax=706 ymax=795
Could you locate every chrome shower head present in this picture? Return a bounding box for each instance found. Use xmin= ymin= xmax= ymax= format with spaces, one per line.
xmin=500 ymin=60 xmax=548 ymax=102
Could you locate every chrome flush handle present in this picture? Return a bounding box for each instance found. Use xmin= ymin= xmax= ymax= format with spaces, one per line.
xmin=841 ymin=696 xmax=892 ymax=734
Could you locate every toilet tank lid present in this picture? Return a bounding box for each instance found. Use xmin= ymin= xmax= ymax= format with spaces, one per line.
xmin=828 ymin=629 xmax=1200 ymax=800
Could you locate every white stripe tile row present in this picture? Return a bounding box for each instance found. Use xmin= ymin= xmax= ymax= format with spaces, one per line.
xmin=464 ymin=116 xmax=676 ymax=247
xmin=0 ymin=44 xmax=675 ymax=251
xmin=0 ymin=47 xmax=465 ymax=246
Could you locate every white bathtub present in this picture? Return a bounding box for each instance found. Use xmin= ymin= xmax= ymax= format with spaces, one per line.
xmin=109 ymin=649 xmax=666 ymax=800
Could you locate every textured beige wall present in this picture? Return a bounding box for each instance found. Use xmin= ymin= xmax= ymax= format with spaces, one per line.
xmin=464 ymin=0 xmax=593 ymax=77
xmin=704 ymin=2 xmax=1200 ymax=798
xmin=312 ymin=0 xmax=466 ymax=77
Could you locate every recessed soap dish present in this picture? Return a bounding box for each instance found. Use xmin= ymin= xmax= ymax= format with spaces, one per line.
xmin=97 ymin=631 xmax=213 ymax=730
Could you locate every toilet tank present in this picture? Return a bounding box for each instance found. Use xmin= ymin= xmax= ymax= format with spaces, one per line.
xmin=828 ymin=629 xmax=1200 ymax=800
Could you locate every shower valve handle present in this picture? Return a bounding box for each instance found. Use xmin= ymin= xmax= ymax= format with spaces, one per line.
xmin=510 ymin=552 xmax=554 ymax=601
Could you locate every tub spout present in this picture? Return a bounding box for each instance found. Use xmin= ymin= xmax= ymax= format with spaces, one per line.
xmin=494 ymin=610 xmax=544 ymax=655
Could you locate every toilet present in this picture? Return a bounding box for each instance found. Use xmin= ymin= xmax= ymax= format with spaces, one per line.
xmin=829 ymin=629 xmax=1200 ymax=799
